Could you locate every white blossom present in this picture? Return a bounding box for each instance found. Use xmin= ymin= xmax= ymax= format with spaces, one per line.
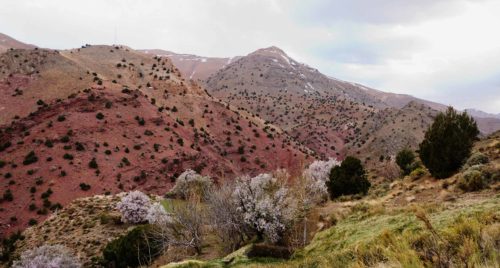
xmin=12 ymin=244 xmax=81 ymax=268
xmin=302 ymin=158 xmax=340 ymax=203
xmin=233 ymin=173 xmax=295 ymax=243
xmin=116 ymin=191 xmax=151 ymax=224
xmin=146 ymin=202 xmax=171 ymax=225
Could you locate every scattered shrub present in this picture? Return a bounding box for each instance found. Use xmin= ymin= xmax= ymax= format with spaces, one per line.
xmin=44 ymin=139 xmax=53 ymax=148
xmin=409 ymin=167 xmax=427 ymax=180
xmin=96 ymin=112 xmax=104 ymax=120
xmin=457 ymin=168 xmax=487 ymax=192
xmin=463 ymin=152 xmax=489 ymax=169
xmin=23 ymin=151 xmax=38 ymax=165
xmin=88 ymin=158 xmax=98 ymax=169
xmin=79 ymin=183 xmax=91 ymax=191
xmin=57 ymin=115 xmax=66 ymax=122
xmin=2 ymin=189 xmax=13 ymax=201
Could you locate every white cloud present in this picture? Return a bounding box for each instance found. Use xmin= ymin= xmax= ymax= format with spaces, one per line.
xmin=0 ymin=0 xmax=499 ymax=112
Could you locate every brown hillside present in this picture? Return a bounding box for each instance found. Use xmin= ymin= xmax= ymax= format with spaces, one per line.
xmin=0 ymin=45 xmax=309 ymax=238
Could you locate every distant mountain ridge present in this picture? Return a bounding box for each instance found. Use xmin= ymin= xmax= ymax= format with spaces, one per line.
xmin=157 ymin=46 xmax=500 ymax=135
xmin=0 ymin=32 xmax=36 ymax=53
xmin=465 ymin=108 xmax=500 ymax=119
xmin=153 ymin=47 xmax=457 ymax=112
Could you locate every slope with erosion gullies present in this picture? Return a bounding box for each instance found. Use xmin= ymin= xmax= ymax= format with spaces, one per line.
xmin=203 ymin=47 xmax=436 ymax=165
xmin=0 ymin=45 xmax=309 ymax=238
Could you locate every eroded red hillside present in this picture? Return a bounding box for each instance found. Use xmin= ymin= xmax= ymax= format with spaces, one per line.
xmin=0 ymin=45 xmax=310 ymax=237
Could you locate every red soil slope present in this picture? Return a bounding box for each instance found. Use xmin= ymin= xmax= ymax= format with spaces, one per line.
xmin=0 ymin=45 xmax=310 ymax=237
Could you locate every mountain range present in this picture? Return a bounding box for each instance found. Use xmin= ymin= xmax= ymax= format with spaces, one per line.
xmin=1 ymin=32 xmax=499 ymax=237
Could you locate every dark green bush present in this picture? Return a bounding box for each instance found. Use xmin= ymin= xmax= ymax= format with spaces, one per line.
xmin=44 ymin=139 xmax=53 ymax=148
xmin=396 ymin=149 xmax=418 ymax=176
xmin=2 ymin=189 xmax=13 ymax=201
xmin=101 ymin=225 xmax=162 ymax=268
xmin=96 ymin=112 xmax=105 ymax=120
xmin=0 ymin=231 xmax=24 ymax=261
xmin=0 ymin=141 xmax=12 ymax=152
xmin=79 ymin=183 xmax=91 ymax=191
xmin=75 ymin=142 xmax=85 ymax=151
xmin=327 ymin=156 xmax=370 ymax=199
xmin=419 ymin=107 xmax=478 ymax=179
xmin=23 ymin=151 xmax=38 ymax=165
xmin=88 ymin=158 xmax=98 ymax=169
xmin=247 ymin=243 xmax=292 ymax=259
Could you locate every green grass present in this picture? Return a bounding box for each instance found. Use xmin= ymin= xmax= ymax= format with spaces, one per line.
xmin=160 ymin=199 xmax=185 ymax=213
xmin=163 ymin=195 xmax=500 ymax=268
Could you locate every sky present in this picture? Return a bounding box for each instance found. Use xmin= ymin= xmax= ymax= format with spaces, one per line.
xmin=1 ymin=0 xmax=499 ymax=113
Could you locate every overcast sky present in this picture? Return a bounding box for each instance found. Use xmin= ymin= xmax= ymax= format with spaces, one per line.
xmin=1 ymin=0 xmax=499 ymax=113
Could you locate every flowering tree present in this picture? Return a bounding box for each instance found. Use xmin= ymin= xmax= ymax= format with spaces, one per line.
xmin=146 ymin=202 xmax=170 ymax=225
xmin=206 ymin=181 xmax=248 ymax=253
xmin=233 ymin=173 xmax=295 ymax=243
xmin=149 ymin=201 xmax=205 ymax=254
xmin=169 ymin=169 xmax=212 ymax=200
xmin=12 ymin=244 xmax=81 ymax=268
xmin=116 ymin=191 xmax=151 ymax=224
xmin=303 ymin=158 xmax=341 ymax=203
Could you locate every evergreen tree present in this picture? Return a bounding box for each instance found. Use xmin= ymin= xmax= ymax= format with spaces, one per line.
xmin=327 ymin=156 xmax=370 ymax=198
xmin=396 ymin=149 xmax=417 ymax=176
xmin=419 ymin=107 xmax=478 ymax=179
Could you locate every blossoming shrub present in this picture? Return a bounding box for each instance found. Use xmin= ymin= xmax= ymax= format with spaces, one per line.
xmin=206 ymin=182 xmax=248 ymax=253
xmin=146 ymin=202 xmax=170 ymax=225
xmin=303 ymin=158 xmax=340 ymax=203
xmin=233 ymin=173 xmax=295 ymax=243
xmin=116 ymin=191 xmax=151 ymax=224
